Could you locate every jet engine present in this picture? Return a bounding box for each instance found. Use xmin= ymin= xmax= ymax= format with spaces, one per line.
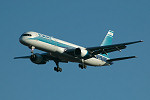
xmin=30 ymin=53 xmax=47 ymax=64
xmin=74 ymin=48 xmax=92 ymax=58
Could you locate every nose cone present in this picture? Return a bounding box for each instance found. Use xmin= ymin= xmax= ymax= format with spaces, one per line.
xmin=19 ymin=31 xmax=39 ymax=46
xmin=19 ymin=34 xmax=26 ymax=45
xmin=19 ymin=31 xmax=34 ymax=45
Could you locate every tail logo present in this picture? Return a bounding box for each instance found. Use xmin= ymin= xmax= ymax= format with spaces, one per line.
xmin=107 ymin=30 xmax=114 ymax=38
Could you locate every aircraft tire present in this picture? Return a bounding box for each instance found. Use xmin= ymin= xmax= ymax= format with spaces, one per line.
xmin=59 ymin=68 xmax=62 ymax=72
xmin=54 ymin=67 xmax=57 ymax=71
xmin=54 ymin=67 xmax=62 ymax=72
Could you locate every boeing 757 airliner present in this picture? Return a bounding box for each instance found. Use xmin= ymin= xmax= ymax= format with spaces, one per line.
xmin=14 ymin=30 xmax=143 ymax=72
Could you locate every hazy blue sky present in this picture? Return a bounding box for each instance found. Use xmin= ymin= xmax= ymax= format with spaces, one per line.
xmin=0 ymin=0 xmax=149 ymax=100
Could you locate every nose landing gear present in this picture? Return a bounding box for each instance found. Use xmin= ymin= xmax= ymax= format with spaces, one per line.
xmin=28 ymin=46 xmax=35 ymax=55
xmin=31 ymin=46 xmax=35 ymax=54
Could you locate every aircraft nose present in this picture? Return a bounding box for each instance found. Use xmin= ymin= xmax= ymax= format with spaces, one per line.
xmin=19 ymin=32 xmax=35 ymax=45
xmin=19 ymin=34 xmax=24 ymax=44
xmin=19 ymin=33 xmax=29 ymax=44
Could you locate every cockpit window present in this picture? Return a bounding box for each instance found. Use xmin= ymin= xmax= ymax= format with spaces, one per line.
xmin=22 ymin=34 xmax=32 ymax=36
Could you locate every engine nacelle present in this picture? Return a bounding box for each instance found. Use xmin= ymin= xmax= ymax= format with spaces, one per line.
xmin=74 ymin=48 xmax=92 ymax=58
xmin=30 ymin=53 xmax=46 ymax=64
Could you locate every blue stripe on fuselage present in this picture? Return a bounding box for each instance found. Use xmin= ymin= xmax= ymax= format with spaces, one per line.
xmin=29 ymin=36 xmax=75 ymax=49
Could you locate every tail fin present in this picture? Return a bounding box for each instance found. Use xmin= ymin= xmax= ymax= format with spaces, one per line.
xmin=101 ymin=30 xmax=114 ymax=46
xmin=100 ymin=30 xmax=114 ymax=58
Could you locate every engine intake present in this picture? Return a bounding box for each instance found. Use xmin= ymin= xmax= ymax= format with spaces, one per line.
xmin=74 ymin=48 xmax=92 ymax=58
xmin=30 ymin=53 xmax=46 ymax=64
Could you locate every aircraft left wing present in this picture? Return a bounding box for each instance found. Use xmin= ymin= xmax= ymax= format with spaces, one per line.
xmin=14 ymin=56 xmax=30 ymax=59
xmin=14 ymin=53 xmax=68 ymax=63
xmin=86 ymin=40 xmax=143 ymax=55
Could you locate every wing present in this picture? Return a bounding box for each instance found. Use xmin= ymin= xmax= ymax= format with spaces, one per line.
xmin=14 ymin=56 xmax=30 ymax=59
xmin=14 ymin=53 xmax=68 ymax=63
xmin=86 ymin=40 xmax=143 ymax=55
xmin=14 ymin=53 xmax=50 ymax=60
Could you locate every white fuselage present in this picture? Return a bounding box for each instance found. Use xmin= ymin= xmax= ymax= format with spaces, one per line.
xmin=19 ymin=31 xmax=110 ymax=66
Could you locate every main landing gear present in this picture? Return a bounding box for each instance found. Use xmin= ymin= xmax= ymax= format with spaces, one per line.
xmin=79 ymin=64 xmax=87 ymax=69
xmin=54 ymin=61 xmax=62 ymax=72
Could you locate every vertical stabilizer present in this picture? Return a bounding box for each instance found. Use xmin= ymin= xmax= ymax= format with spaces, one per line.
xmin=101 ymin=30 xmax=114 ymax=46
xmin=100 ymin=30 xmax=114 ymax=58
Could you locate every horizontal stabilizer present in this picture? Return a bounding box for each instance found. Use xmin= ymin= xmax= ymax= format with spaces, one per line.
xmin=107 ymin=56 xmax=136 ymax=62
xmin=14 ymin=56 xmax=30 ymax=59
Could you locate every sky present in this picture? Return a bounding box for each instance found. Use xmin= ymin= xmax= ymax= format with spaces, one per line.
xmin=0 ymin=0 xmax=150 ymax=100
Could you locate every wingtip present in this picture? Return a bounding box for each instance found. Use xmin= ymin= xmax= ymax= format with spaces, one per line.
xmin=133 ymin=56 xmax=137 ymax=58
xmin=140 ymin=40 xmax=144 ymax=42
xmin=14 ymin=57 xmax=19 ymax=59
xmin=130 ymin=56 xmax=137 ymax=58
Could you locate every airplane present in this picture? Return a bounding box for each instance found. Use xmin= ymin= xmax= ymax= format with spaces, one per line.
xmin=14 ymin=30 xmax=143 ymax=72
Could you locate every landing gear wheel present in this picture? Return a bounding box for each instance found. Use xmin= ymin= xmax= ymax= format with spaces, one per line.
xmin=54 ymin=67 xmax=57 ymax=71
xmin=79 ymin=64 xmax=87 ymax=69
xmin=84 ymin=65 xmax=87 ymax=69
xmin=54 ymin=67 xmax=62 ymax=72
xmin=59 ymin=68 xmax=62 ymax=72
xmin=54 ymin=60 xmax=63 ymax=72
